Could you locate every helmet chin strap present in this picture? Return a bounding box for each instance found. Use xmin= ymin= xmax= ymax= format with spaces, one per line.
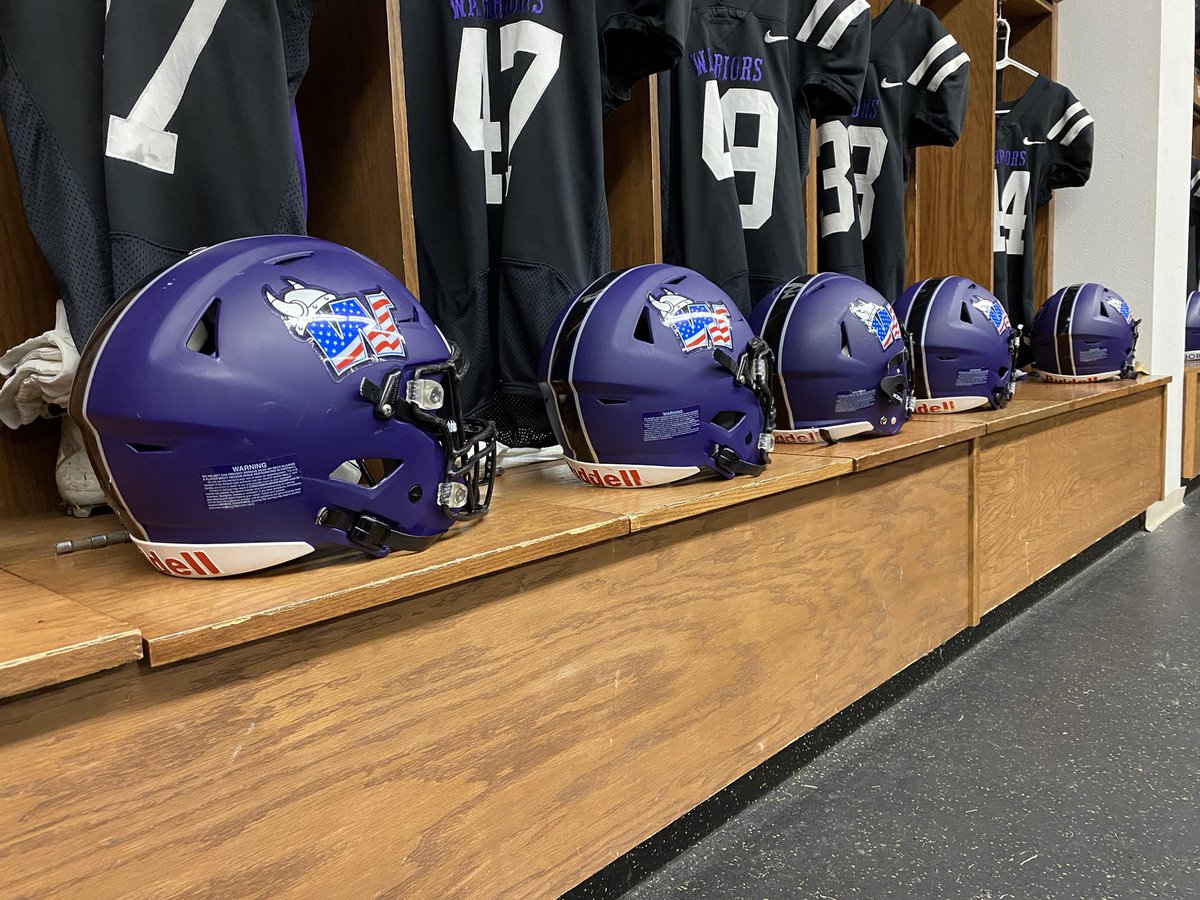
xmin=315 ymin=507 xmax=441 ymax=555
xmin=1122 ymin=319 xmax=1142 ymax=380
xmin=711 ymin=337 xmax=776 ymax=478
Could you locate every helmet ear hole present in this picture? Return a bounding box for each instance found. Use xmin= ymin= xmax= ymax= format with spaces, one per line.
xmin=634 ymin=307 xmax=655 ymax=344
xmin=330 ymin=458 xmax=404 ymax=488
xmin=187 ymin=299 xmax=220 ymax=356
xmin=998 ymin=365 xmax=1010 ymax=378
xmin=712 ymin=410 xmax=745 ymax=431
xmin=960 ymin=302 xmax=973 ymax=324
xmin=1098 ymin=303 xmax=1111 ymax=317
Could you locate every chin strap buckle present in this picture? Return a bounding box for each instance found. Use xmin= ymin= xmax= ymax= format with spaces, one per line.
xmin=316 ymin=506 xmax=440 ymax=555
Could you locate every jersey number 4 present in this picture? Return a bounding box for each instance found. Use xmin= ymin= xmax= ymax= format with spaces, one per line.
xmin=453 ymin=22 xmax=563 ymax=206
xmin=106 ymin=0 xmax=229 ymax=175
xmin=817 ymin=121 xmax=888 ymax=239
xmin=994 ymin=170 xmax=1031 ymax=255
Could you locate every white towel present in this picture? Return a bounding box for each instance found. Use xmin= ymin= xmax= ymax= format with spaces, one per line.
xmin=497 ymin=443 xmax=564 ymax=470
xmin=0 ymin=300 xmax=80 ymax=429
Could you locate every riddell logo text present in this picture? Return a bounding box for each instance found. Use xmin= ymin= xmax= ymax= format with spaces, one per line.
xmin=775 ymin=431 xmax=822 ymax=444
xmin=914 ymin=400 xmax=958 ymax=414
xmin=567 ymin=463 xmax=645 ymax=487
xmin=143 ymin=549 xmax=222 ymax=577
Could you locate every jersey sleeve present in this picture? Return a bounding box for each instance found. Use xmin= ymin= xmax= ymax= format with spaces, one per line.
xmin=905 ymin=10 xmax=969 ymax=148
xmin=793 ymin=0 xmax=871 ymax=117
xmin=598 ymin=0 xmax=690 ymax=112
xmin=1041 ymin=89 xmax=1094 ymax=204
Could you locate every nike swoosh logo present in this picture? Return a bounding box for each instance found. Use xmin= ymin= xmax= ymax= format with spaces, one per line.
xmin=764 ymin=31 xmax=789 ymax=43
xmin=1024 ymin=138 xmax=1047 ymax=145
xmin=881 ymin=78 xmax=903 ymax=89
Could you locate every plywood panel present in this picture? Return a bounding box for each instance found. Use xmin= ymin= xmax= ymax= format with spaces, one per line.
xmin=605 ymin=77 xmax=663 ymax=269
xmin=0 ymin=448 xmax=970 ymax=899
xmin=0 ymin=572 xmax=141 ymax=699
xmin=977 ymin=389 xmax=1166 ymax=614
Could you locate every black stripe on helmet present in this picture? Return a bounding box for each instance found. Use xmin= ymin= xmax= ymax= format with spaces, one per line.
xmin=903 ymin=277 xmax=946 ymax=399
xmin=1055 ymin=284 xmax=1083 ymax=376
xmin=543 ymin=270 xmax=622 ymax=464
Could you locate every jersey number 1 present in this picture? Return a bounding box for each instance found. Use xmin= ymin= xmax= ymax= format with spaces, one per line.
xmin=106 ymin=0 xmax=229 ymax=175
xmin=453 ymin=22 xmax=563 ymax=205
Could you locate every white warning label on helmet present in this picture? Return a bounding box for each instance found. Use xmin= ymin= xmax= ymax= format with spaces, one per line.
xmin=955 ymin=368 xmax=989 ymax=387
xmin=835 ymin=389 xmax=875 ymax=414
xmin=643 ymin=406 xmax=700 ymax=442
xmin=1079 ymin=347 xmax=1109 ymax=363
xmin=201 ymin=456 xmax=302 ymax=510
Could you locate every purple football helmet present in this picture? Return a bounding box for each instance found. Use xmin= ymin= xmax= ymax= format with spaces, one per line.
xmin=538 ymin=265 xmax=774 ymax=487
xmin=895 ymin=277 xmax=1020 ymax=414
xmin=70 ymin=236 xmax=496 ymax=578
xmin=751 ymin=273 xmax=913 ymax=444
xmin=1187 ymin=291 xmax=1200 ymax=362
xmin=1031 ymin=283 xmax=1139 ymax=383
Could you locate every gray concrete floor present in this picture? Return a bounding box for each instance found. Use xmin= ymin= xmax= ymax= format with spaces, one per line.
xmin=568 ymin=497 xmax=1200 ymax=899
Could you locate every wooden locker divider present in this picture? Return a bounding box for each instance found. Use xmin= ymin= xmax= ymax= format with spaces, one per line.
xmin=915 ymin=0 xmax=998 ymax=289
xmin=604 ymin=77 xmax=664 ymax=269
xmin=0 ymin=128 xmax=60 ymax=517
xmin=297 ymin=0 xmax=417 ymax=291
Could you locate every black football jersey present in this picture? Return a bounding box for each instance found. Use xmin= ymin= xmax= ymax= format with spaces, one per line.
xmin=1188 ymin=158 xmax=1200 ymax=294
xmin=993 ymin=75 xmax=1093 ymax=331
xmin=659 ymin=0 xmax=871 ymax=312
xmin=402 ymin=1 xmax=687 ymax=447
xmin=815 ymin=0 xmax=968 ymax=301
xmin=0 ymin=0 xmax=312 ymax=349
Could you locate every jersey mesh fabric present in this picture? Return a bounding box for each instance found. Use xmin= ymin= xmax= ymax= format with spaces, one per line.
xmin=816 ymin=0 xmax=968 ymax=301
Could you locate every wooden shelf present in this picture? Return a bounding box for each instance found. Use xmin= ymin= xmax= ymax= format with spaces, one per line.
xmin=781 ymin=416 xmax=985 ymax=472
xmin=999 ymin=0 xmax=1056 ymax=23
xmin=0 ymin=571 xmax=141 ymax=699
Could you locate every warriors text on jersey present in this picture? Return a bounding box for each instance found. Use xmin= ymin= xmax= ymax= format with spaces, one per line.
xmin=816 ymin=0 xmax=968 ymax=301
xmin=402 ymin=1 xmax=687 ymax=447
xmin=0 ymin=0 xmax=312 ymax=349
xmin=994 ymin=75 xmax=1093 ymax=331
xmin=659 ymin=0 xmax=871 ymax=313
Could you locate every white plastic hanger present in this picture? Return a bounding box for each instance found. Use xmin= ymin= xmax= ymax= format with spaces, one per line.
xmin=995 ymin=4 xmax=1039 ymax=114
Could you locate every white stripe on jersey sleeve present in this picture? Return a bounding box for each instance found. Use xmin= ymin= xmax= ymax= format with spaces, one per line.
xmin=1060 ymin=114 xmax=1094 ymax=147
xmin=926 ymin=52 xmax=969 ymax=92
xmin=1046 ymin=101 xmax=1085 ymax=140
xmin=1192 ymin=169 xmax=1200 ymax=197
xmin=907 ymin=34 xmax=957 ymax=85
xmin=798 ymin=0 xmax=869 ymax=50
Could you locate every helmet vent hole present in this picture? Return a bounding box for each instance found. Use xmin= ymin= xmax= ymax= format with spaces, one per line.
xmin=960 ymin=302 xmax=973 ymax=324
xmin=127 ymin=442 xmax=170 ymax=454
xmin=664 ymin=275 xmax=687 ymax=286
xmin=634 ymin=307 xmax=655 ymax=344
xmin=186 ymin=299 xmax=220 ymax=357
xmin=840 ymin=322 xmax=852 ymax=357
xmin=712 ymin=410 xmax=745 ymax=431
xmin=330 ymin=458 xmax=404 ymax=488
xmin=265 ymin=251 xmax=314 ymax=266
xmin=598 ymin=398 xmax=628 ymax=405
xmin=1098 ymin=303 xmax=1110 ymax=317
xmin=937 ymin=355 xmax=957 ymax=361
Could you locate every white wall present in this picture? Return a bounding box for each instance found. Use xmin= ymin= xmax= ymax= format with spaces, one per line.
xmin=1054 ymin=0 xmax=1194 ymax=525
